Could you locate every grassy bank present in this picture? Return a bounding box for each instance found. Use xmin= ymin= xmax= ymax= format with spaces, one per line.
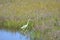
xmin=0 ymin=0 xmax=60 ymax=40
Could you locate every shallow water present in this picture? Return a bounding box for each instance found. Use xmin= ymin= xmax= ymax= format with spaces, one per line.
xmin=0 ymin=29 xmax=30 ymax=40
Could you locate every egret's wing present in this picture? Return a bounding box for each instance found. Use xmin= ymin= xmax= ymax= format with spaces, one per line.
xmin=21 ymin=25 xmax=27 ymax=29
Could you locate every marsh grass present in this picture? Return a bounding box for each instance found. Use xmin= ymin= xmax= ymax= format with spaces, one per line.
xmin=0 ymin=0 xmax=60 ymax=40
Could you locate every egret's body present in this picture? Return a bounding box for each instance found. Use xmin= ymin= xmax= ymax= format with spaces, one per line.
xmin=21 ymin=23 xmax=28 ymax=29
xmin=21 ymin=19 xmax=30 ymax=29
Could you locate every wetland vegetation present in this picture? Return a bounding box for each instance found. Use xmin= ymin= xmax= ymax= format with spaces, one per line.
xmin=0 ymin=0 xmax=60 ymax=40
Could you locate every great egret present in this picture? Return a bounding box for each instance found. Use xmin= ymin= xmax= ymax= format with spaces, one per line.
xmin=21 ymin=19 xmax=30 ymax=29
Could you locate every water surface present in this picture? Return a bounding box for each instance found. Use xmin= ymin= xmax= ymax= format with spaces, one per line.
xmin=0 ymin=29 xmax=30 ymax=40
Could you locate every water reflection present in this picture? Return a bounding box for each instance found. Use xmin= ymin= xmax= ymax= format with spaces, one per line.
xmin=0 ymin=29 xmax=30 ymax=40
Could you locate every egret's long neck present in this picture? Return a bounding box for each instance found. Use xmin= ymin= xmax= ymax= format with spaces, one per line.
xmin=26 ymin=19 xmax=30 ymax=25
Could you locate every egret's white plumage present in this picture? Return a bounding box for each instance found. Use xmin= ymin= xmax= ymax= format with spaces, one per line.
xmin=21 ymin=19 xmax=30 ymax=29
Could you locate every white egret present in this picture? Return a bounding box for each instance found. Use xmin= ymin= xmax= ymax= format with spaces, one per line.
xmin=21 ymin=19 xmax=30 ymax=29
